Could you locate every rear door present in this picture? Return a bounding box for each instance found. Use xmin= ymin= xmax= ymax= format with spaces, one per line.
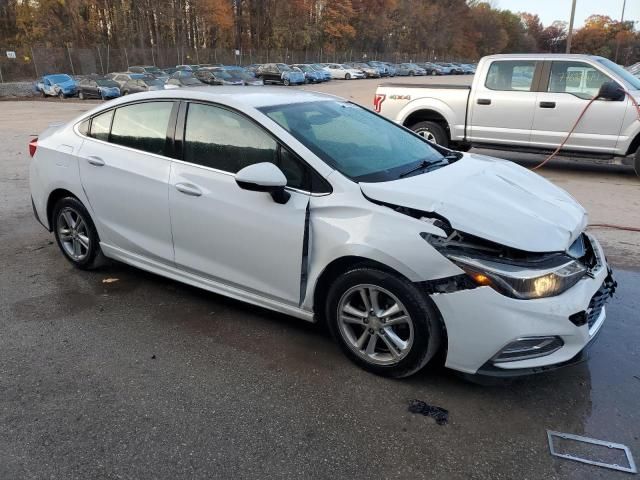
xmin=77 ymin=100 xmax=177 ymax=262
xmin=530 ymin=60 xmax=628 ymax=153
xmin=168 ymin=102 xmax=312 ymax=304
xmin=468 ymin=59 xmax=541 ymax=146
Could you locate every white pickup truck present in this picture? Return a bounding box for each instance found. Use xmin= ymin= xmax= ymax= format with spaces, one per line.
xmin=375 ymin=54 xmax=640 ymax=175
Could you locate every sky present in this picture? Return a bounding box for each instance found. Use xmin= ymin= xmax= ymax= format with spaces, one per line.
xmin=496 ymin=0 xmax=640 ymax=28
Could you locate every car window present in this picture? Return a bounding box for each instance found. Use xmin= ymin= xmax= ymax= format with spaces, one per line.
xmin=89 ymin=110 xmax=113 ymax=142
xmin=260 ymin=101 xmax=445 ymax=182
xmin=548 ymin=61 xmax=612 ymax=99
xmin=183 ymin=103 xmax=321 ymax=191
xmin=110 ymin=102 xmax=174 ymax=155
xmin=485 ymin=61 xmax=536 ymax=91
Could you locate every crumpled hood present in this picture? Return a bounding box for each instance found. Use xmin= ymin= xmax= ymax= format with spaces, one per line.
xmin=360 ymin=153 xmax=588 ymax=253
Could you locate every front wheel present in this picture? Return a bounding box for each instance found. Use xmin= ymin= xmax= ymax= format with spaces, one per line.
xmin=326 ymin=268 xmax=442 ymax=378
xmin=52 ymin=197 xmax=106 ymax=270
xmin=634 ymin=147 xmax=640 ymax=177
xmin=345 ymin=73 xmax=351 ymax=80
xmin=410 ymin=120 xmax=449 ymax=147
xmin=283 ymin=78 xmax=290 ymax=86
xmin=78 ymin=91 xmax=85 ymax=100
xmin=58 ymin=91 xmax=65 ymax=100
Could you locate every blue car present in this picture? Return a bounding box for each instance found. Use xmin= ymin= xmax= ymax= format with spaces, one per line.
xmin=291 ymin=64 xmax=325 ymax=83
xmin=35 ymin=74 xmax=78 ymax=99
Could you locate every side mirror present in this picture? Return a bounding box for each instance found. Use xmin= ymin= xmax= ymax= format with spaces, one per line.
xmin=597 ymin=81 xmax=625 ymax=101
xmin=235 ymin=162 xmax=290 ymax=204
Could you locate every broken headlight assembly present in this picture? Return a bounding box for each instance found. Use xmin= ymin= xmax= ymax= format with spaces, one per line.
xmin=446 ymin=254 xmax=587 ymax=300
xmin=421 ymin=230 xmax=588 ymax=300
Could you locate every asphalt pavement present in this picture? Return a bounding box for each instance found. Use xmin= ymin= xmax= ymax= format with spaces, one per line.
xmin=1 ymin=90 xmax=639 ymax=479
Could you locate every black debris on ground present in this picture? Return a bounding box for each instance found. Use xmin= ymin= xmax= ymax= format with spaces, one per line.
xmin=408 ymin=399 xmax=449 ymax=425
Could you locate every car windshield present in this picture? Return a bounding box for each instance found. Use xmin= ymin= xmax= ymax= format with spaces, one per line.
xmin=596 ymin=57 xmax=640 ymax=90
xmin=182 ymin=77 xmax=202 ymax=85
xmin=142 ymin=78 xmax=163 ymax=86
xmin=277 ymin=64 xmax=292 ymax=72
xmin=297 ymin=65 xmax=312 ymax=72
xmin=96 ymin=79 xmax=119 ymax=87
xmin=212 ymin=70 xmax=233 ymax=79
xmin=48 ymin=74 xmax=72 ymax=83
xmin=260 ymin=101 xmax=446 ymax=182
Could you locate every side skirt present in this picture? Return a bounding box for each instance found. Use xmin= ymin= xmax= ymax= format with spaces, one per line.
xmin=101 ymin=243 xmax=315 ymax=323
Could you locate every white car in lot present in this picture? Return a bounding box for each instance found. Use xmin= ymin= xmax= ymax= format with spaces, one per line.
xmin=323 ymin=63 xmax=366 ymax=80
xmin=29 ymin=88 xmax=614 ymax=378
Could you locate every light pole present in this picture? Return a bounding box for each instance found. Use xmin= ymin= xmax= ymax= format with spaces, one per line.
xmin=566 ymin=0 xmax=577 ymax=53
xmin=614 ymin=0 xmax=627 ymax=62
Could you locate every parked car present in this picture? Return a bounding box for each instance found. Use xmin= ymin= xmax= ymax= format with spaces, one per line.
xmin=121 ymin=77 xmax=166 ymax=95
xmin=400 ymin=63 xmax=427 ymax=76
xmin=382 ymin=62 xmax=398 ymax=77
xmin=108 ymin=72 xmax=146 ymax=88
xmin=29 ymin=88 xmax=614 ymax=378
xmin=163 ymin=67 xmax=180 ymax=76
xmin=345 ymin=62 xmax=381 ymax=78
xmin=78 ymin=77 xmax=121 ymax=100
xmin=219 ymin=66 xmax=264 ymax=86
xmin=421 ymin=62 xmax=444 ymax=76
xmin=128 ymin=65 xmax=166 ymax=78
xmin=310 ymin=64 xmax=332 ymax=81
xmin=165 ymin=71 xmax=204 ymax=88
xmin=176 ymin=64 xmax=201 ymax=72
xmin=375 ymin=53 xmax=640 ymax=176
xmin=435 ymin=62 xmax=457 ymax=75
xmin=367 ymin=61 xmax=391 ymax=77
xmin=196 ymin=67 xmax=246 ymax=86
xmin=291 ymin=64 xmax=324 ymax=83
xmin=323 ymin=63 xmax=365 ymax=80
xmin=244 ymin=64 xmax=263 ymax=75
xmin=256 ymin=63 xmax=306 ymax=85
xmin=393 ymin=64 xmax=411 ymax=76
xmin=452 ymin=62 xmax=475 ymax=75
xmin=35 ymin=74 xmax=78 ymax=98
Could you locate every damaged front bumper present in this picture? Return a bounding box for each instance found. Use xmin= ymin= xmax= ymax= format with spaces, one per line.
xmin=430 ymin=237 xmax=615 ymax=376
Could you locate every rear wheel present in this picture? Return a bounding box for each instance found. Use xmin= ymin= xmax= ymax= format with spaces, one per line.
xmin=52 ymin=197 xmax=106 ymax=270
xmin=78 ymin=91 xmax=84 ymax=100
xmin=345 ymin=73 xmax=351 ymax=80
xmin=58 ymin=91 xmax=65 ymax=100
xmin=634 ymin=147 xmax=640 ymax=177
xmin=410 ymin=120 xmax=449 ymax=147
xmin=326 ymin=268 xmax=442 ymax=378
xmin=283 ymin=78 xmax=290 ymax=86
xmin=409 ymin=71 xmax=415 ymax=76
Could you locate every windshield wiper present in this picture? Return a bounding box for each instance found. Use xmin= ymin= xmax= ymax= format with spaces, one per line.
xmin=399 ymin=160 xmax=433 ymax=178
xmin=399 ymin=156 xmax=452 ymax=178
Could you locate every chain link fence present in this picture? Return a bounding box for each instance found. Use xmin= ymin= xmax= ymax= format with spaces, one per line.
xmin=0 ymin=45 xmax=472 ymax=82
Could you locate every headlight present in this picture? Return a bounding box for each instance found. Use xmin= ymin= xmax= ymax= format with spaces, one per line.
xmin=447 ymin=254 xmax=587 ymax=299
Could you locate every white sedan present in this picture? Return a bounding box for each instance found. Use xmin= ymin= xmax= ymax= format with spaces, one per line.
xmin=323 ymin=63 xmax=366 ymax=80
xmin=29 ymin=88 xmax=614 ymax=378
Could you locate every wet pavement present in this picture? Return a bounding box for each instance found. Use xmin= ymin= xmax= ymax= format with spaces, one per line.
xmin=1 ymin=100 xmax=639 ymax=479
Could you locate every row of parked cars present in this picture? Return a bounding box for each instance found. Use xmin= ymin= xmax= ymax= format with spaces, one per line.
xmin=33 ymin=60 xmax=477 ymax=100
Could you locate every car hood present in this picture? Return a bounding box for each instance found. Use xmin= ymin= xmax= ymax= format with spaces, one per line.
xmin=359 ymin=153 xmax=587 ymax=253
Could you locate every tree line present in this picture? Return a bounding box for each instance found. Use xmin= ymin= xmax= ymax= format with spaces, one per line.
xmin=0 ymin=0 xmax=638 ymax=63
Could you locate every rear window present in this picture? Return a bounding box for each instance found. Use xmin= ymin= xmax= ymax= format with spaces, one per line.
xmin=89 ymin=110 xmax=113 ymax=142
xmin=110 ymin=102 xmax=174 ymax=155
xmin=485 ymin=61 xmax=536 ymax=91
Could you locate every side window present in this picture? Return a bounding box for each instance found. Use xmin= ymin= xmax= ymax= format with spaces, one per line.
xmin=184 ymin=103 xmax=278 ymax=174
xmin=485 ymin=61 xmax=536 ymax=91
xmin=110 ymin=102 xmax=174 ymax=155
xmin=548 ymin=61 xmax=611 ymax=99
xmin=78 ymin=119 xmax=90 ymax=136
xmin=89 ymin=110 xmax=113 ymax=141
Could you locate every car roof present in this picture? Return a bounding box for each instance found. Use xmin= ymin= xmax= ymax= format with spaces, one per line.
xmin=483 ymin=53 xmax=603 ymax=61
xmin=89 ymin=87 xmax=340 ymax=109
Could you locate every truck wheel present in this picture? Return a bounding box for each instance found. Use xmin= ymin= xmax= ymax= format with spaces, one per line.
xmin=410 ymin=121 xmax=449 ymax=147
xmin=634 ymin=148 xmax=640 ymax=177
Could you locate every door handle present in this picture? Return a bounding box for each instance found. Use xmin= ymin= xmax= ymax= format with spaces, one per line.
xmin=175 ymin=183 xmax=202 ymax=197
xmin=539 ymin=101 xmax=556 ymax=108
xmin=477 ymin=98 xmax=491 ymax=105
xmin=87 ymin=156 xmax=105 ymax=166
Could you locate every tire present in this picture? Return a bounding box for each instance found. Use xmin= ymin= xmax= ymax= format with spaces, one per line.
xmin=409 ymin=71 xmax=415 ymax=76
xmin=52 ymin=197 xmax=106 ymax=270
xmin=326 ymin=267 xmax=442 ymax=378
xmin=58 ymin=91 xmax=65 ymax=100
xmin=78 ymin=91 xmax=84 ymax=100
xmin=410 ymin=120 xmax=449 ymax=147
xmin=123 ymin=90 xmax=129 ymax=95
xmin=283 ymin=78 xmax=290 ymax=86
xmin=431 ymin=71 xmax=437 ymax=76
xmin=40 ymin=89 xmax=46 ymax=97
xmin=345 ymin=73 xmax=351 ymax=80
xmin=635 ymin=148 xmax=640 ymax=177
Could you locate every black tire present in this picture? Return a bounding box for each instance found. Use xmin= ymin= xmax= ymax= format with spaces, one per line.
xmin=409 ymin=71 xmax=415 ymax=76
xmin=78 ymin=91 xmax=84 ymax=100
xmin=635 ymin=148 xmax=640 ymax=177
xmin=40 ymin=89 xmax=46 ymax=97
xmin=52 ymin=197 xmax=106 ymax=270
xmin=326 ymin=267 xmax=442 ymax=378
xmin=410 ymin=120 xmax=449 ymax=147
xmin=345 ymin=73 xmax=351 ymax=80
xmin=58 ymin=91 xmax=65 ymax=100
xmin=283 ymin=78 xmax=290 ymax=86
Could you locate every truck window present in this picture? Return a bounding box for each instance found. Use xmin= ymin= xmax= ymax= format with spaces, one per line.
xmin=548 ymin=61 xmax=611 ymax=99
xmin=485 ymin=61 xmax=536 ymax=92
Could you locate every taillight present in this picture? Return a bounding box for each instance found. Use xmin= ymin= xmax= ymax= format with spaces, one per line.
xmin=28 ymin=137 xmax=37 ymax=157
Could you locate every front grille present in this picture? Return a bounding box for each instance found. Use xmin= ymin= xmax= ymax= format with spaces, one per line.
xmin=585 ymin=271 xmax=616 ymax=329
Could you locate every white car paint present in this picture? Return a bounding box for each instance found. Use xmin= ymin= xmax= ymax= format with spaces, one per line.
xmin=29 ymin=87 xmax=610 ymax=376
xmin=323 ymin=63 xmax=366 ymax=80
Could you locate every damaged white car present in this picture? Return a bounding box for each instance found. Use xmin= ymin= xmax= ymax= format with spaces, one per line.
xmin=29 ymin=88 xmax=615 ymax=378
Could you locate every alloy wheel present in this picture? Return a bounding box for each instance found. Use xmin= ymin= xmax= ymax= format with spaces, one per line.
xmin=414 ymin=128 xmax=437 ymax=143
xmin=57 ymin=207 xmax=90 ymax=261
xmin=337 ymin=284 xmax=414 ymax=366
